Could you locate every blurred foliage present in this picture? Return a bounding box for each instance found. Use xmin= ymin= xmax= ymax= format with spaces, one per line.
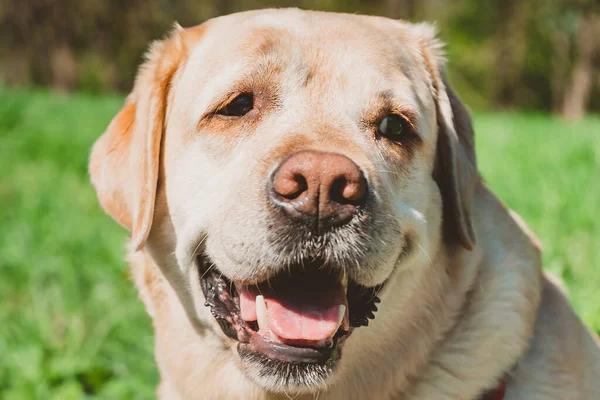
xmin=1 ymin=0 xmax=599 ymax=115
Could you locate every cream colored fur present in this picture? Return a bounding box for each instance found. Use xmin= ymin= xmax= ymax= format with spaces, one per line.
xmin=89 ymin=9 xmax=600 ymax=400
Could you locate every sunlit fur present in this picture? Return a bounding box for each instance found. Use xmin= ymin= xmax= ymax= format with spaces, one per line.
xmin=90 ymin=9 xmax=600 ymax=400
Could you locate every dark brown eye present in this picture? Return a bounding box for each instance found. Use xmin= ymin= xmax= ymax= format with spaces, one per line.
xmin=217 ymin=93 xmax=254 ymax=116
xmin=377 ymin=114 xmax=409 ymax=141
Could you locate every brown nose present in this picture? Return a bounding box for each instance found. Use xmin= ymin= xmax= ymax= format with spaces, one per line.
xmin=270 ymin=150 xmax=367 ymax=233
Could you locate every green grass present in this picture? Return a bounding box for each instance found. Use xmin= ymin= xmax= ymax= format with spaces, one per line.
xmin=0 ymin=89 xmax=598 ymax=398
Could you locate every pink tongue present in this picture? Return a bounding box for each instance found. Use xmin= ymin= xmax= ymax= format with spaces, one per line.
xmin=238 ymin=277 xmax=347 ymax=342
xmin=265 ymin=297 xmax=342 ymax=341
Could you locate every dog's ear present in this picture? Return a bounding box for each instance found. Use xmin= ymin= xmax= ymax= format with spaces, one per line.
xmin=414 ymin=24 xmax=478 ymax=250
xmin=89 ymin=28 xmax=187 ymax=250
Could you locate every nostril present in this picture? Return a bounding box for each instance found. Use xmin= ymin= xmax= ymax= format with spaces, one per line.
xmin=342 ymin=178 xmax=367 ymax=203
xmin=329 ymin=178 xmax=347 ymax=204
xmin=273 ymin=172 xmax=308 ymax=200
xmin=329 ymin=176 xmax=367 ymax=205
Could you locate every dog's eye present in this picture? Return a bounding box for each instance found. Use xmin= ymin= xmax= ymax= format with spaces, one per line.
xmin=377 ymin=114 xmax=409 ymax=141
xmin=217 ymin=93 xmax=254 ymax=117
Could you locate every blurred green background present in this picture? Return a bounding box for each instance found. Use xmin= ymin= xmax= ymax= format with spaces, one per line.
xmin=2 ymin=0 xmax=600 ymax=116
xmin=0 ymin=1 xmax=599 ymax=399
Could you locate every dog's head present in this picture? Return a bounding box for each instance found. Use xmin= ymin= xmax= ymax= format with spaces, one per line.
xmin=90 ymin=9 xmax=477 ymax=394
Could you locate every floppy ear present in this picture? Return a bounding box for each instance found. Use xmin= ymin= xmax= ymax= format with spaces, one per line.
xmin=433 ymin=76 xmax=478 ymax=250
xmin=415 ymin=25 xmax=479 ymax=250
xmin=89 ymin=29 xmax=186 ymax=251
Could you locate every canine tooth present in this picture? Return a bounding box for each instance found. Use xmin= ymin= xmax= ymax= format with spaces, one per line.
xmin=337 ymin=304 xmax=346 ymax=330
xmin=255 ymin=295 xmax=268 ymax=332
xmin=341 ymin=272 xmax=348 ymax=293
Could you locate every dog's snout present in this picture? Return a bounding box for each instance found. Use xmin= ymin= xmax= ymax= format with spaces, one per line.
xmin=270 ymin=150 xmax=367 ymax=233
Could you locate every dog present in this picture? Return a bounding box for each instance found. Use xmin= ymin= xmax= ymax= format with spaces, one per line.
xmin=89 ymin=8 xmax=600 ymax=399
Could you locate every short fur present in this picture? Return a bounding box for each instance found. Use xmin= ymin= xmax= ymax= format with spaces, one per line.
xmin=89 ymin=9 xmax=600 ymax=400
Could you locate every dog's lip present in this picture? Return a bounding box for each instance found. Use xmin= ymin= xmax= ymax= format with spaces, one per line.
xmin=238 ymin=331 xmax=345 ymax=364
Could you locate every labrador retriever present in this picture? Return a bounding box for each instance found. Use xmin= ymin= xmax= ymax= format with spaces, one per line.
xmin=89 ymin=8 xmax=600 ymax=400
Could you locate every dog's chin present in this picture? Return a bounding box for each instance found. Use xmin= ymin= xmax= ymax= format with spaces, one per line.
xmin=238 ymin=344 xmax=340 ymax=393
xmin=196 ymin=254 xmax=384 ymax=393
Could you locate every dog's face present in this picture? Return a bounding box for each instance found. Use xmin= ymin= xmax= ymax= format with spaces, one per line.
xmin=90 ymin=9 xmax=477 ymax=394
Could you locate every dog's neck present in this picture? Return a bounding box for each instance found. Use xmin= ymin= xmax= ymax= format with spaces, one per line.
xmin=394 ymin=183 xmax=542 ymax=400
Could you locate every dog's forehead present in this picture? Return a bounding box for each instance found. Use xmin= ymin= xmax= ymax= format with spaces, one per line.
xmin=181 ymin=10 xmax=428 ymax=96
xmin=201 ymin=9 xmax=413 ymax=55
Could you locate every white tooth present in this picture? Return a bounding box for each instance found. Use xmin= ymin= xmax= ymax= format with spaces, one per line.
xmin=341 ymin=272 xmax=348 ymax=294
xmin=255 ymin=295 xmax=268 ymax=332
xmin=341 ymin=313 xmax=350 ymax=331
xmin=337 ymin=304 xmax=346 ymax=331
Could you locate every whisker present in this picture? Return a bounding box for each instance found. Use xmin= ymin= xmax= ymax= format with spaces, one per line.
xmin=372 ymin=167 xmax=397 ymax=174
xmin=190 ymin=235 xmax=208 ymax=262
xmin=199 ymin=262 xmax=216 ymax=281
xmin=417 ymin=243 xmax=432 ymax=263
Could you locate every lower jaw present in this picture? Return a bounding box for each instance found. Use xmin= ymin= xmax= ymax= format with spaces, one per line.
xmin=237 ymin=327 xmax=348 ymax=364
xmin=237 ymin=342 xmax=341 ymax=393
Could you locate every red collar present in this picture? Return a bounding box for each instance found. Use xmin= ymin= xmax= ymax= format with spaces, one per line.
xmin=479 ymin=379 xmax=506 ymax=400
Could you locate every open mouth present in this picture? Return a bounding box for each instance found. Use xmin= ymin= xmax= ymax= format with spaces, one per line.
xmin=198 ymin=255 xmax=382 ymax=367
